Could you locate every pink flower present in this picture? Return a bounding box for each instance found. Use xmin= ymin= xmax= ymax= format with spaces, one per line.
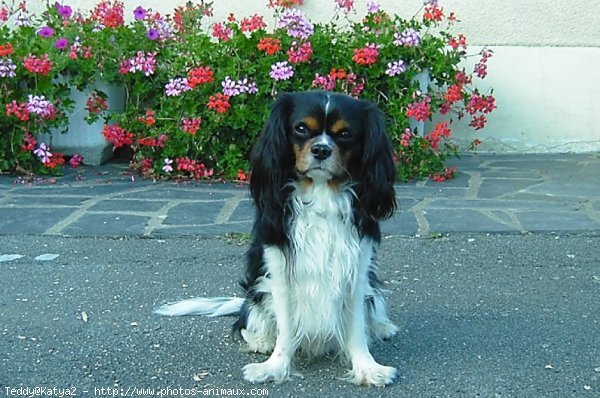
xmin=181 ymin=118 xmax=201 ymax=135
xmin=287 ymin=41 xmax=312 ymax=64
xmin=102 ymin=124 xmax=134 ymax=148
xmin=240 ymin=14 xmax=266 ymax=32
xmin=5 ymin=100 xmax=30 ymax=121
xmin=90 ymin=0 xmax=125 ymax=28
xmin=21 ymin=132 xmax=37 ymax=151
xmin=69 ymin=154 xmax=83 ymax=168
xmin=335 ymin=0 xmax=355 ymax=14
xmin=119 ymin=51 xmax=157 ymax=76
xmin=0 ymin=5 xmax=8 ymax=22
xmin=474 ymin=49 xmax=493 ymax=79
xmin=352 ymin=43 xmax=379 ymax=66
xmin=469 ymin=115 xmax=487 ymax=130
xmin=400 ymin=128 xmax=415 ymax=147
xmin=312 ymin=74 xmax=336 ymax=91
xmin=23 ymin=54 xmax=53 ymax=75
xmin=406 ymin=96 xmax=432 ymax=121
xmin=465 ymin=93 xmax=496 ymax=115
xmin=212 ymin=22 xmax=232 ymax=42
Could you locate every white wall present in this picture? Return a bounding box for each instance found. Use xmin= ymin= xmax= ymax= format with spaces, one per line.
xmin=435 ymin=46 xmax=600 ymax=153
xmin=27 ymin=0 xmax=600 ymax=153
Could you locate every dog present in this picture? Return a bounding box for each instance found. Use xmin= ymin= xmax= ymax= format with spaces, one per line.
xmin=156 ymin=91 xmax=398 ymax=386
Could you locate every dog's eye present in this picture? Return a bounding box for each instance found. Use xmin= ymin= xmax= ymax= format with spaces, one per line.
xmin=338 ymin=129 xmax=352 ymax=140
xmin=294 ymin=123 xmax=309 ymax=137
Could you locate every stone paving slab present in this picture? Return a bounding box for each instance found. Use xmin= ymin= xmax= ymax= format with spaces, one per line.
xmin=0 ymin=154 xmax=598 ymax=237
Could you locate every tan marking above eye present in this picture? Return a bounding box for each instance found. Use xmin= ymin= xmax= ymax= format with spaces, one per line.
xmin=302 ymin=116 xmax=320 ymax=131
xmin=330 ymin=119 xmax=350 ymax=135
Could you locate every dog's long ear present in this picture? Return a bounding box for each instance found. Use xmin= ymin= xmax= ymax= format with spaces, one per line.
xmin=359 ymin=104 xmax=397 ymax=220
xmin=249 ymin=93 xmax=294 ymax=213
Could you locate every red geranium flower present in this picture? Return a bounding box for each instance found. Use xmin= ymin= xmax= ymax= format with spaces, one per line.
xmin=207 ymin=93 xmax=231 ymax=114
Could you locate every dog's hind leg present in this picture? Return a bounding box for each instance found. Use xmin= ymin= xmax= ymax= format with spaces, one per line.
xmin=238 ymin=299 xmax=277 ymax=354
xmin=367 ymin=291 xmax=398 ymax=341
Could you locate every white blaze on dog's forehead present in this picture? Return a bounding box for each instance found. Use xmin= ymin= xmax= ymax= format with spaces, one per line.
xmin=325 ymin=93 xmax=331 ymax=116
xmin=314 ymin=133 xmax=332 ymax=146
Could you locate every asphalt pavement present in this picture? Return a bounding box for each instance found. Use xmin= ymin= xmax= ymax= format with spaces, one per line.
xmin=0 ymin=153 xmax=599 ymax=397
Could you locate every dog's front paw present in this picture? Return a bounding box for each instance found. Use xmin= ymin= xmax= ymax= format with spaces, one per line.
xmin=344 ymin=362 xmax=397 ymax=387
xmin=243 ymin=359 xmax=291 ymax=384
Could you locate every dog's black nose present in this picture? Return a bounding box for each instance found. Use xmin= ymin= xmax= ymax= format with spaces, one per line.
xmin=311 ymin=144 xmax=332 ymax=160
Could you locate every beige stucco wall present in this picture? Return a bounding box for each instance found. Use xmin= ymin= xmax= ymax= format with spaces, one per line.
xmin=27 ymin=0 xmax=600 ymax=153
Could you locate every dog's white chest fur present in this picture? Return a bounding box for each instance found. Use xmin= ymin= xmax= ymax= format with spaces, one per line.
xmin=284 ymin=183 xmax=363 ymax=352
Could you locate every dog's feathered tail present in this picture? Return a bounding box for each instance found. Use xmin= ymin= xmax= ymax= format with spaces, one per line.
xmin=154 ymin=297 xmax=244 ymax=317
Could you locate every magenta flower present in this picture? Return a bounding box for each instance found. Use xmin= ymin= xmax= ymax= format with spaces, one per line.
xmin=287 ymin=41 xmax=312 ymax=63
xmin=133 ymin=6 xmax=147 ymax=20
xmin=212 ymin=22 xmax=232 ymax=42
xmin=119 ymin=51 xmax=157 ymax=76
xmin=269 ymin=61 xmax=294 ymax=81
xmin=55 ymin=3 xmax=73 ymax=19
xmin=69 ymin=154 xmax=83 ymax=168
xmin=146 ymin=28 xmax=159 ymax=40
xmin=54 ymin=37 xmax=68 ymax=50
xmin=37 ymin=26 xmax=54 ymax=38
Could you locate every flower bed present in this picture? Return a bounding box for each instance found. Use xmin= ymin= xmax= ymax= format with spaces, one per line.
xmin=0 ymin=0 xmax=496 ymax=181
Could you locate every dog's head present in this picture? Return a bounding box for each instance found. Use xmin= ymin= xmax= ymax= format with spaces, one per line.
xmin=250 ymin=91 xmax=396 ymax=220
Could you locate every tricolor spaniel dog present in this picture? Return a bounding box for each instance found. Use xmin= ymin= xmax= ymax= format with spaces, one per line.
xmin=156 ymin=91 xmax=398 ymax=386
